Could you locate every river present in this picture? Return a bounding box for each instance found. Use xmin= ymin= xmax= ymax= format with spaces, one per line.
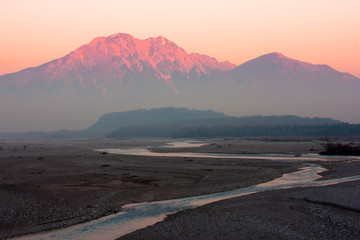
xmin=15 ymin=141 xmax=360 ymax=240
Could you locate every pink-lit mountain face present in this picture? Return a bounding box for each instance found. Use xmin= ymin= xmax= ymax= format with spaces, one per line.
xmin=1 ymin=33 xmax=235 ymax=92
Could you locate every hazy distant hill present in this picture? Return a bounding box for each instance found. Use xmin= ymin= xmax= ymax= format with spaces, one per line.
xmin=0 ymin=108 xmax=344 ymax=138
xmin=230 ymin=52 xmax=359 ymax=87
xmin=103 ymin=108 xmax=343 ymax=138
xmin=86 ymin=107 xmax=228 ymax=135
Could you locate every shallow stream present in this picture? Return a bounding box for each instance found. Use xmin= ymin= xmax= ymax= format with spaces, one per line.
xmin=15 ymin=142 xmax=360 ymax=240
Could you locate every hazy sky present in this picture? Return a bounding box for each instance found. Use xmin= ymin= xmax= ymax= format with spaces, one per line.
xmin=1 ymin=0 xmax=360 ymax=77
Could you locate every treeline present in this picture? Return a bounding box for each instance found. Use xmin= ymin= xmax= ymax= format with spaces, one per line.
xmin=320 ymin=143 xmax=360 ymax=155
xmin=87 ymin=108 xmax=341 ymax=137
xmin=170 ymin=124 xmax=360 ymax=138
xmin=108 ymin=123 xmax=360 ymax=138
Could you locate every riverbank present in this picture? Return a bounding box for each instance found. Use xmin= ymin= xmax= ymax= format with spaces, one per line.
xmin=118 ymin=139 xmax=360 ymax=240
xmin=0 ymin=138 xmax=298 ymax=239
xmin=119 ymin=180 xmax=360 ymax=240
xmin=1 ymin=138 xmax=359 ymax=239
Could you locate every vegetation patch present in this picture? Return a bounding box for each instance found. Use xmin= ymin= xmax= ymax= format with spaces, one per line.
xmin=320 ymin=143 xmax=360 ymax=156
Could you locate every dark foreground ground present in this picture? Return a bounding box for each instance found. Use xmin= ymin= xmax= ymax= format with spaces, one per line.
xmin=0 ymin=138 xmax=359 ymax=239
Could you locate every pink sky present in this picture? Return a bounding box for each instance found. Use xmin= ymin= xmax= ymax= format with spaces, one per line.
xmin=1 ymin=0 xmax=360 ymax=77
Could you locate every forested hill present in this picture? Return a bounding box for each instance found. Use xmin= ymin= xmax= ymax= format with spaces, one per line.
xmin=88 ymin=108 xmax=341 ymax=133
xmin=86 ymin=108 xmax=228 ymax=134
xmin=0 ymin=108 xmax=346 ymax=138
xmin=104 ymin=108 xmax=348 ymax=138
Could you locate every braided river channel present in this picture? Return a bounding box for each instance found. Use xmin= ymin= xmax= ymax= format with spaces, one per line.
xmin=16 ymin=142 xmax=360 ymax=240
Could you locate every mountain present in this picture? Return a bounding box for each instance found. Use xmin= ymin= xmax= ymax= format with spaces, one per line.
xmin=229 ymin=52 xmax=359 ymax=88
xmin=0 ymin=33 xmax=234 ymax=93
xmin=0 ymin=33 xmax=360 ymax=132
xmin=215 ymin=52 xmax=360 ymax=125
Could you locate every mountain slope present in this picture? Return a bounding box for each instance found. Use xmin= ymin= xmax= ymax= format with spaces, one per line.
xmin=230 ymin=52 xmax=359 ymax=87
xmin=0 ymin=33 xmax=235 ymax=93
